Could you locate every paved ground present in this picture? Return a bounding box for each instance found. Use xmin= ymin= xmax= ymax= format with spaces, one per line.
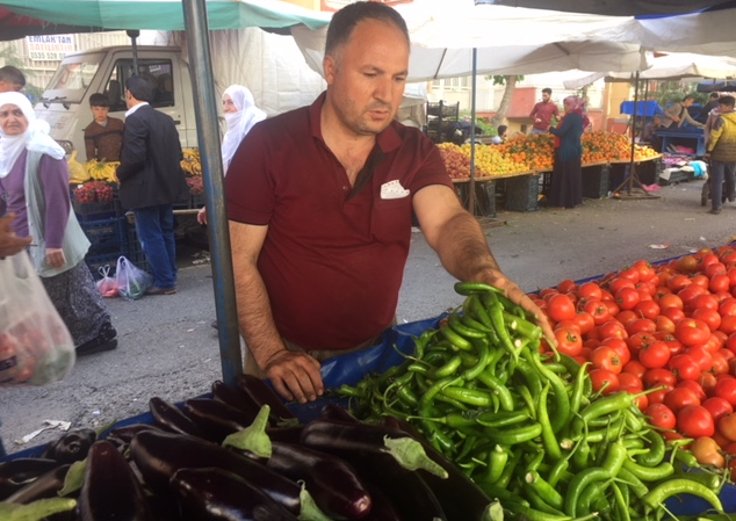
xmin=3 ymin=176 xmax=736 ymax=453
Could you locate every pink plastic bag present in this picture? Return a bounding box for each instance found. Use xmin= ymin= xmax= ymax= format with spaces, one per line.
xmin=0 ymin=252 xmax=75 ymax=385
xmin=95 ymin=265 xmax=119 ymax=298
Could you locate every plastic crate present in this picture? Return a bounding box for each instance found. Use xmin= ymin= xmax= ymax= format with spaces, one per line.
xmin=502 ymin=174 xmax=540 ymax=212
xmin=582 ymin=164 xmax=610 ymax=199
xmin=455 ymin=179 xmax=496 ymax=218
xmin=81 ymin=216 xmax=128 ymax=258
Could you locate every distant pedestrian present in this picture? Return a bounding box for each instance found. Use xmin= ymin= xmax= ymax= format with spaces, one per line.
xmin=548 ymin=95 xmax=585 ymax=209
xmin=705 ymin=95 xmax=736 ymax=215
xmin=0 ymin=66 xmax=25 ymax=93
xmin=491 ymin=124 xmax=507 ymax=144
xmin=83 ymin=93 xmax=124 ymax=162
xmin=116 ymin=75 xmax=189 ymax=295
xmin=529 ymin=88 xmax=559 ymax=134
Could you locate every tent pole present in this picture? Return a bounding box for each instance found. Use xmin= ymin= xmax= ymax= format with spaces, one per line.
xmin=182 ymin=0 xmax=242 ymax=386
xmin=468 ymin=48 xmax=477 ymax=215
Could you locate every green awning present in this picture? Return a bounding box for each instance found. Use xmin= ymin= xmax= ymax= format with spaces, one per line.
xmin=0 ymin=0 xmax=330 ymax=33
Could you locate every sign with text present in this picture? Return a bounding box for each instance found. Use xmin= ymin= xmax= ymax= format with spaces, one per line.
xmin=26 ymin=35 xmax=76 ymax=62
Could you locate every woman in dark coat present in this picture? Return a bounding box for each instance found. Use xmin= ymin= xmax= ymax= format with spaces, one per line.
xmin=549 ymin=96 xmax=585 ymax=208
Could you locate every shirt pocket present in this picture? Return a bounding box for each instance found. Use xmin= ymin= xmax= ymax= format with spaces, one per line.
xmin=370 ymin=196 xmax=412 ymax=243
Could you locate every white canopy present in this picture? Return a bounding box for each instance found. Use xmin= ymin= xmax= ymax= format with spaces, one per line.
xmin=292 ymin=0 xmax=650 ymax=81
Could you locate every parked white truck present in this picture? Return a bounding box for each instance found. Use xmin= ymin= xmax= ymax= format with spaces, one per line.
xmin=34 ymin=28 xmax=328 ymax=160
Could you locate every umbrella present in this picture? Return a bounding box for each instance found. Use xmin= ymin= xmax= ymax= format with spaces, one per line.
xmin=474 ymin=0 xmax=733 ymax=16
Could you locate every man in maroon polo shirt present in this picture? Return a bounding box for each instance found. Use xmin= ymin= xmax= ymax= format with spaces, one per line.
xmin=226 ymin=2 xmax=554 ymax=404
xmin=529 ymin=87 xmax=559 ymax=134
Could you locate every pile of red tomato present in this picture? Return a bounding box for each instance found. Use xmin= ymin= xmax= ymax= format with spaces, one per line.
xmin=534 ymin=244 xmax=736 ymax=473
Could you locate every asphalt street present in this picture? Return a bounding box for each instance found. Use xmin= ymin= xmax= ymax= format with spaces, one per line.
xmin=3 ymin=176 xmax=736 ymax=453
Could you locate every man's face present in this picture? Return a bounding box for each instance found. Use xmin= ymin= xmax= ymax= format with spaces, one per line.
xmin=719 ymin=102 xmax=734 ymax=114
xmin=683 ymin=98 xmax=694 ymax=107
xmin=124 ymin=89 xmax=134 ymax=109
xmin=0 ymin=104 xmax=28 ymax=136
xmin=323 ymin=18 xmax=409 ymax=137
xmin=542 ymin=92 xmax=551 ymax=103
xmin=0 ymin=80 xmax=21 ymax=93
xmin=91 ymin=105 xmax=109 ymax=123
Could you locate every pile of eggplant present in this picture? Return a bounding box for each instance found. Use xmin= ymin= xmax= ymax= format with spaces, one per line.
xmin=0 ymin=375 xmax=497 ymax=521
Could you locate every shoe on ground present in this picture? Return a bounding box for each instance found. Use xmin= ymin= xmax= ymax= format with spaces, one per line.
xmin=76 ymin=322 xmax=118 ymax=356
xmin=709 ymin=208 xmax=722 ymax=215
xmin=146 ymin=286 xmax=176 ymax=296
xmin=211 ymin=319 xmax=218 ymax=330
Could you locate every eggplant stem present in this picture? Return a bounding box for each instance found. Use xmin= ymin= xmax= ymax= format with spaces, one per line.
xmin=382 ymin=436 xmax=449 ymax=479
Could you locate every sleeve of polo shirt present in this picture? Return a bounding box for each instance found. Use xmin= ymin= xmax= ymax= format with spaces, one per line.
xmin=409 ymin=141 xmax=453 ymax=194
xmin=225 ymin=125 xmax=275 ymax=225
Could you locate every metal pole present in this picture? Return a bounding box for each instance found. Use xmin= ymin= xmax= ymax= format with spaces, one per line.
xmin=126 ymin=30 xmax=140 ymax=73
xmin=468 ymin=48 xmax=477 ymax=215
xmin=628 ymin=71 xmax=640 ymax=195
xmin=182 ymin=0 xmax=242 ymax=385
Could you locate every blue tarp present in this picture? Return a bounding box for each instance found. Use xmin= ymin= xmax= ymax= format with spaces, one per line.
xmin=620 ymin=100 xmax=664 ymax=117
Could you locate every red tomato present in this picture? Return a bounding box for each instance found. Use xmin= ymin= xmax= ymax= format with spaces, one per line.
xmin=638 ymin=340 xmax=672 ymax=369
xmin=603 ymin=300 xmax=621 ymax=318
xmin=654 ymin=331 xmax=684 ymax=356
xmin=600 ymin=337 xmax=631 ymax=367
xmin=705 ymin=262 xmax=728 ymax=278
xmin=692 ymin=308 xmax=722 ymax=335
xmin=719 ymin=315 xmax=736 ymax=335
xmin=648 ymin=385 xmax=674 ymax=405
xmin=646 ymin=403 xmax=677 ymax=430
xmin=712 ymin=353 xmax=730 ymax=376
xmin=718 ymin=413 xmax=736 ymax=442
xmin=662 ymin=307 xmax=686 ymax=323
xmin=720 ymin=298 xmax=736 ymax=318
xmin=703 ymin=397 xmax=734 ymax=423
xmin=634 ymin=300 xmax=661 ymax=321
xmin=644 ymin=367 xmax=678 ymax=388
xmin=678 ymin=284 xmax=709 ymax=309
xmin=655 ymin=315 xmax=676 ymax=334
xmin=626 ymin=318 xmax=657 ymax=335
xmin=690 ymin=294 xmax=720 ymax=312
xmin=691 ymin=274 xmax=711 ymax=290
xmin=557 ymin=279 xmax=577 ymax=294
xmin=685 ymin=346 xmax=714 ymax=372
xmin=627 ymin=332 xmax=657 ymax=354
xmin=676 ymin=379 xmax=706 ymax=401
xmin=554 ymin=327 xmax=583 ymax=357
xmin=677 ymin=405 xmax=715 ymax=438
xmin=668 ymin=274 xmax=692 ymax=292
xmin=623 ymin=360 xmax=647 ymax=379
xmin=589 ymin=368 xmax=620 ymax=394
xmin=572 ymin=312 xmax=595 ymax=335
xmin=727 ymin=332 xmax=736 ymax=355
xmin=547 ymin=294 xmax=576 ymax=322
xmin=583 ymin=300 xmax=612 ymax=326
xmin=597 ymin=319 xmax=628 ymax=341
xmin=710 ymin=274 xmax=731 ymax=294
xmin=675 ymin=318 xmax=711 ymax=347
xmin=715 ymin=376 xmax=736 ymax=406
xmin=616 ymin=287 xmax=641 ymax=311
xmin=590 ymin=346 xmax=624 ymax=374
xmin=669 ymin=354 xmax=702 ymax=381
xmin=609 ymin=277 xmax=636 ymax=293
xmin=577 ymin=282 xmax=603 ymax=301
xmin=618 ymin=372 xmax=643 ymax=393
xmin=700 ymin=371 xmax=719 ymax=395
xmin=659 ymin=293 xmax=684 ymax=310
xmin=616 ymin=310 xmax=639 ymax=327
xmin=701 ymin=252 xmax=721 ymax=270
xmin=554 ymin=319 xmax=581 ymax=333
xmin=664 ymin=386 xmax=701 ymax=412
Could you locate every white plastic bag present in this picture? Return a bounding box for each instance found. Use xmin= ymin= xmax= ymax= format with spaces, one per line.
xmin=95 ymin=265 xmax=119 ymax=298
xmin=115 ymin=256 xmax=153 ymax=300
xmin=0 ymin=252 xmax=76 ymax=385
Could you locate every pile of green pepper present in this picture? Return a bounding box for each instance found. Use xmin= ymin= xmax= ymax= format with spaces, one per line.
xmin=340 ymin=282 xmax=728 ymax=521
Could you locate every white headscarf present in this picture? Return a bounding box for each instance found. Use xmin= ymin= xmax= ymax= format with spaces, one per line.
xmin=220 ymin=85 xmax=266 ymax=172
xmin=0 ymin=91 xmax=65 ymax=178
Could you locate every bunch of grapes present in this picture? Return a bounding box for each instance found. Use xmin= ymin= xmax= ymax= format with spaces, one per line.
xmin=186 ymin=176 xmax=204 ymax=195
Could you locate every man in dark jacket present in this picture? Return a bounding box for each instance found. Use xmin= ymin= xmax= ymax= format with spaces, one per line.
xmin=117 ymin=75 xmax=188 ymax=294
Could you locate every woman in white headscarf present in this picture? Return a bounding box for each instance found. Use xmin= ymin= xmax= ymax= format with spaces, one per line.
xmin=0 ymin=91 xmax=117 ymax=355
xmin=197 ymin=85 xmax=266 ymax=225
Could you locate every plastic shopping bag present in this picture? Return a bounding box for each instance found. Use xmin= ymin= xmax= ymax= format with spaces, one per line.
xmin=95 ymin=265 xmax=119 ymax=298
xmin=115 ymin=256 xmax=152 ymax=300
xmin=0 ymin=252 xmax=76 ymax=385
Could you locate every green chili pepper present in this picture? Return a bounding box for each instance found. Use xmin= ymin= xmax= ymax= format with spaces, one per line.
xmin=432 ymin=354 xmax=463 ymax=379
xmin=449 ymin=312 xmax=487 ymax=339
xmin=484 ymin=444 xmax=509 ymax=484
xmin=476 ymin=370 xmax=515 ymax=411
xmin=503 ymin=310 xmax=542 ymax=341
xmin=485 ymin=422 xmax=543 ymax=445
xmin=546 ymin=458 xmax=569 ymax=488
xmin=636 ymin=430 xmax=665 ymax=467
xmin=642 ymin=478 xmax=724 ymax=513
xmin=615 ymin=467 xmax=650 ymax=499
xmin=475 ymin=409 xmax=530 ymax=428
xmin=622 ymin=458 xmax=674 ymax=482
xmin=537 ymin=383 xmax=562 ymax=461
xmin=527 ymin=349 xmax=571 ymax=433
xmin=526 ymin=470 xmax=564 ymax=511
xmin=599 ymin=439 xmax=627 ymax=476
xmin=439 ymin=386 xmax=493 ymax=407
xmin=576 ymin=480 xmax=608 ymax=516
xmin=563 ymin=467 xmax=610 ymax=517
xmin=569 ymin=361 xmax=590 ymax=417
xmin=489 ymin=302 xmax=519 ymax=361
xmin=454 ymin=281 xmax=497 ymax=295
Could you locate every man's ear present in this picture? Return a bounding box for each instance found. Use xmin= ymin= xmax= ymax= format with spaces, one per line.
xmin=323 ymin=54 xmax=337 ymax=86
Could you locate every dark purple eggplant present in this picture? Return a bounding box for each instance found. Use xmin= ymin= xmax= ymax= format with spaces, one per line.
xmin=78 ymin=440 xmax=151 ymax=521
xmin=382 ymin=417 xmax=493 ymax=521
xmin=237 ymin=374 xmax=296 ymax=421
xmin=149 ymin=396 xmax=207 ymax=440
xmin=265 ymin=426 xmax=304 ymax=444
xmin=183 ymin=398 xmax=257 ymax=442
xmin=4 ymin=464 xmax=70 ymax=504
xmin=0 ymin=457 xmax=61 ymax=500
xmin=129 ymin=430 xmax=301 ymax=515
xmin=319 ymin=403 xmax=360 ymax=423
xmin=361 ymin=479 xmax=403 ymax=521
xmin=266 ymin=442 xmax=371 ymax=520
xmin=106 ymin=423 xmax=163 ymax=444
xmin=171 ymin=467 xmax=299 ymax=521
xmin=42 ymin=428 xmax=96 ymax=464
xmin=212 ymin=379 xmax=262 ymax=418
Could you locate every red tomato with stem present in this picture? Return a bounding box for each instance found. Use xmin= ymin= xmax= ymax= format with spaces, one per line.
xmin=583 ymin=300 xmax=612 ymax=326
xmin=638 ymin=340 xmax=671 ymax=369
xmin=669 ymin=354 xmax=702 ymax=381
xmin=554 ymin=327 xmax=583 ymax=357
xmin=577 ymin=282 xmax=603 ymax=301
xmin=615 ymin=287 xmax=640 ymax=311
xmin=646 ymin=403 xmax=677 ymax=430
xmin=635 ymin=300 xmax=661 ymax=321
xmin=589 ymin=368 xmax=620 ymax=394
xmin=677 ymin=405 xmax=715 ymax=438
xmin=557 ymin=279 xmax=577 ymax=294
xmin=590 ymin=345 xmax=624 ymax=374
xmin=600 ymin=337 xmax=631 ymax=367
xmin=644 ymin=367 xmax=678 ymax=388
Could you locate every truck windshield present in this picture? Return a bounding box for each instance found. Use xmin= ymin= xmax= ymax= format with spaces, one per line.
xmin=43 ymin=53 xmax=103 ymax=103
